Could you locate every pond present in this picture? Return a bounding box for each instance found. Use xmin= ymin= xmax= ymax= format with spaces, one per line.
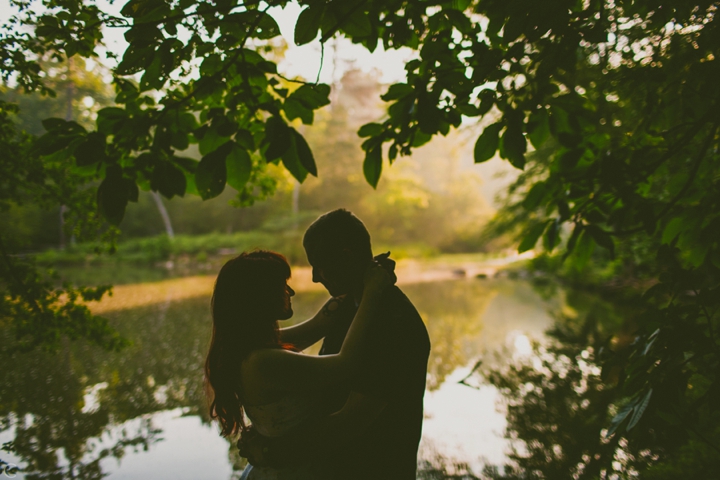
xmin=0 ymin=270 xmax=564 ymax=479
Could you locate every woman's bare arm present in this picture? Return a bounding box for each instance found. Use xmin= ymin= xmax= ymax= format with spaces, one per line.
xmin=279 ymin=296 xmax=346 ymax=351
xmin=244 ymin=265 xmax=390 ymax=394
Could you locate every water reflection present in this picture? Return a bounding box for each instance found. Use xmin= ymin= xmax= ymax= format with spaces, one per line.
xmin=1 ymin=277 xmax=560 ymax=479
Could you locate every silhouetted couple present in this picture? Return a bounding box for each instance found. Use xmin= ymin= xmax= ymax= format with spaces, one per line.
xmin=205 ymin=209 xmax=431 ymax=479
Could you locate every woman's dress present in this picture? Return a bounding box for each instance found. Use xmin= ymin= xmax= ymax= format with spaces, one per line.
xmin=239 ymin=392 xmax=325 ymax=480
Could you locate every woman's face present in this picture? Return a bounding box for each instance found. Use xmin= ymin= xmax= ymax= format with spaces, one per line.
xmin=277 ymin=281 xmax=295 ymax=320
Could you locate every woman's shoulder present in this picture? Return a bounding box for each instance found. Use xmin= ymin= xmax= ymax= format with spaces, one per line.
xmin=243 ymin=347 xmax=303 ymax=372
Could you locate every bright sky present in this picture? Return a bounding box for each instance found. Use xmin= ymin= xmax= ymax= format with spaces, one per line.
xmin=0 ymin=0 xmax=414 ymax=85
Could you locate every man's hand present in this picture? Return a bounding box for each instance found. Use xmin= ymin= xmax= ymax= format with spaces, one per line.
xmin=237 ymin=426 xmax=273 ymax=467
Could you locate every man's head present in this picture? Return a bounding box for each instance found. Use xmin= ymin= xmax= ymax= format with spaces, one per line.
xmin=303 ymin=209 xmax=373 ymax=296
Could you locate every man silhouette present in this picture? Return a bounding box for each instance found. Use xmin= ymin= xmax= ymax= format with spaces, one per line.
xmin=239 ymin=209 xmax=431 ymax=479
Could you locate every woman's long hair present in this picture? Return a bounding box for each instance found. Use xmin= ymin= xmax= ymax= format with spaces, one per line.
xmin=205 ymin=250 xmax=293 ymax=437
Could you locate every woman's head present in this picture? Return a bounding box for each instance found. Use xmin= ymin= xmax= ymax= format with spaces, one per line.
xmin=212 ymin=250 xmax=294 ymax=327
xmin=205 ymin=250 xmax=294 ymax=437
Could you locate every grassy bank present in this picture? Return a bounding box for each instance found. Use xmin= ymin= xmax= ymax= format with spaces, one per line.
xmin=34 ymin=232 xmax=484 ymax=285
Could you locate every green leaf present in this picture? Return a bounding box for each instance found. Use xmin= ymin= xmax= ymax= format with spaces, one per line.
xmin=522 ymin=182 xmax=547 ymax=211
xmin=607 ymin=398 xmax=637 ymax=437
xmin=477 ymin=90 xmax=495 ymax=116
xmin=235 ymin=129 xmax=255 ymax=151
xmin=286 ymin=84 xmax=331 ymax=110
xmin=151 ymin=161 xmax=186 ymax=199
xmin=97 ymin=167 xmax=132 ymax=225
xmin=283 ymin=98 xmax=313 ymax=124
xmin=502 ymin=120 xmax=527 ymax=169
xmin=281 ymin=133 xmax=308 ymax=183
xmin=291 ymin=129 xmax=317 ymax=176
xmin=199 ymin=127 xmax=231 ymax=156
xmin=661 ymin=217 xmax=684 ymax=244
xmin=358 ymin=123 xmax=384 ymax=138
xmin=381 ymin=83 xmax=413 ymax=101
xmin=226 ymin=145 xmax=252 ymax=191
xmin=42 ymin=118 xmax=85 ymax=134
xmin=340 ymin=10 xmax=372 ymax=38
xmin=586 ymin=224 xmax=615 ymax=257
xmin=627 ymin=389 xmax=653 ymax=430
xmin=363 ymin=146 xmax=382 ymax=188
xmin=264 ymin=116 xmax=292 ymax=162
xmin=558 ymin=148 xmax=584 ymax=171
xmin=97 ymin=108 xmax=128 ymax=135
xmin=527 ymin=108 xmax=550 ymax=149
xmin=518 ymin=221 xmax=549 ymax=253
xmin=573 ymin=229 xmax=595 ymax=268
xmin=564 ymin=223 xmax=583 ymax=258
xmin=248 ymin=10 xmax=281 ymax=39
xmin=474 ymin=123 xmax=502 ymax=163
xmin=196 ymin=142 xmax=231 ymax=200
xmin=74 ymin=132 xmax=107 ymax=166
xmin=543 ymin=219 xmax=561 ymax=251
xmin=295 ymin=5 xmax=325 ymax=45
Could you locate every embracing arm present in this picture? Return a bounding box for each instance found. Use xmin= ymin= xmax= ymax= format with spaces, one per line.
xmin=239 ymin=391 xmax=386 ymax=467
xmin=279 ymin=296 xmax=345 ymax=351
xmin=246 ymin=265 xmax=390 ymax=393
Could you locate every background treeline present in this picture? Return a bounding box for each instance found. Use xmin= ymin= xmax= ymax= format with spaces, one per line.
xmin=1 ymin=62 xmax=498 ymax=262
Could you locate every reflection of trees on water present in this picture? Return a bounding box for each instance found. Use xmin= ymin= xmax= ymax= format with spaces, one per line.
xmin=475 ymin=288 xmax=720 ymax=479
xmin=405 ymin=281 xmax=496 ymax=390
xmin=0 ymin=296 xmax=230 ymax=479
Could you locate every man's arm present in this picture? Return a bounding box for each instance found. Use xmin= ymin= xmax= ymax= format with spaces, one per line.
xmin=238 ymin=392 xmax=386 ymax=468
xmin=279 ymin=296 xmax=346 ymax=350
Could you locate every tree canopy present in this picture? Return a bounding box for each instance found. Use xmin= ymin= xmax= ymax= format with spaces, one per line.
xmin=1 ymin=0 xmax=719 ymax=474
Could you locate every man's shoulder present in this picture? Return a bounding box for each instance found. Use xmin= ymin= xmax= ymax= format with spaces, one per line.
xmin=383 ymin=286 xmax=420 ymax=317
xmin=381 ymin=287 xmax=430 ymax=345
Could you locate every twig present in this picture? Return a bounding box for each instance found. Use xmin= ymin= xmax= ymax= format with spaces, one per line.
xmin=275 ymin=73 xmax=312 ymax=84
xmin=316 ymin=41 xmax=325 ymax=84
xmin=457 ymin=359 xmax=483 ymax=389
xmin=160 ymin=5 xmax=271 ymax=115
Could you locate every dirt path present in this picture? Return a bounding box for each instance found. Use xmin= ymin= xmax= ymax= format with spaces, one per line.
xmin=89 ymin=251 xmax=535 ymax=314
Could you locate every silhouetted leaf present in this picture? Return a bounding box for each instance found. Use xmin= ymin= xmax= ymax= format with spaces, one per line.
xmin=295 ymin=5 xmax=325 ymax=45
xmin=607 ymin=398 xmax=637 ymax=437
xmin=528 ymin=108 xmax=550 ymax=148
xmin=226 ymin=145 xmax=252 ymax=191
xmin=363 ymin=146 xmax=382 ymax=188
xmin=97 ymin=167 xmax=133 ymax=225
xmin=662 ymin=217 xmax=684 ymax=244
xmin=586 ymin=224 xmax=615 ymax=257
xmin=523 ymin=182 xmax=548 ymax=210
xmin=519 ymin=221 xmax=549 ymax=253
xmin=151 ymin=161 xmax=186 ymax=199
xmin=573 ymin=229 xmax=595 ymax=268
xmin=502 ymin=119 xmax=527 ymax=169
xmin=358 ymin=123 xmax=384 ymax=138
xmin=474 ymin=123 xmax=502 ymax=163
xmin=627 ymin=389 xmax=653 ymax=430
xmin=381 ymin=83 xmax=413 ymax=101
xmin=74 ymin=132 xmax=107 ymax=166
xmin=196 ymin=142 xmax=231 ymax=200
xmin=263 ymin=116 xmax=292 ymax=162
xmin=281 ymin=133 xmax=308 ymax=183
xmin=291 ymin=129 xmax=317 ymax=176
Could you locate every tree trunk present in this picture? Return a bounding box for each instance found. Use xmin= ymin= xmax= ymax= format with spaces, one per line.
xmin=152 ymin=191 xmax=175 ymax=238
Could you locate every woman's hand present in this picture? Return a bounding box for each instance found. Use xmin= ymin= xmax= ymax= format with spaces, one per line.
xmin=363 ymin=261 xmax=393 ymax=295
xmin=373 ymin=251 xmax=397 ymax=285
